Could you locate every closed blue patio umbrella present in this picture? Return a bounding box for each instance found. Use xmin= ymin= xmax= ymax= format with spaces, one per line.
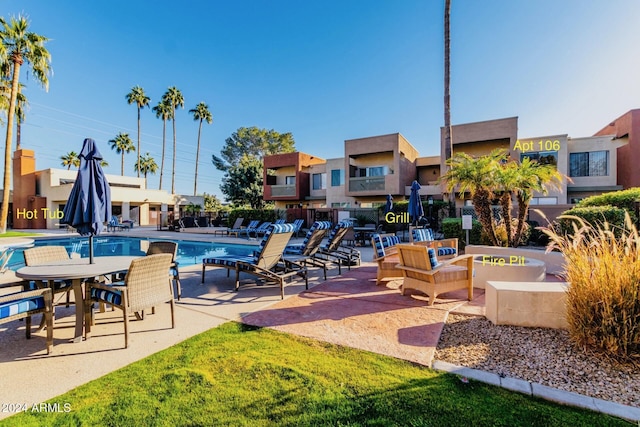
xmin=408 ymin=180 xmax=424 ymax=225
xmin=61 ymin=138 xmax=111 ymax=264
xmin=384 ymin=194 xmax=393 ymax=214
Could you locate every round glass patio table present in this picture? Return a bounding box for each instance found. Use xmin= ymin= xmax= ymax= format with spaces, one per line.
xmin=16 ymin=256 xmax=140 ymax=343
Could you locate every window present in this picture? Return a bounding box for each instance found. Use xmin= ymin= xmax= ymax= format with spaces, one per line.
xmin=520 ymin=151 xmax=558 ymax=168
xmin=368 ymin=166 xmax=385 ymax=176
xmin=570 ymin=151 xmax=608 ymax=177
xmin=285 ymin=176 xmax=296 ymax=185
xmin=530 ymin=197 xmax=558 ymax=205
xmin=331 ymin=202 xmax=350 ymax=208
xmin=331 ymin=169 xmax=344 ymax=186
xmin=312 ymin=173 xmax=326 ymax=190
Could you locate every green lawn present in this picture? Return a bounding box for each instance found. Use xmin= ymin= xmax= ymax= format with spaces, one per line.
xmin=0 ymin=231 xmax=42 ymax=238
xmin=1 ymin=322 xmax=629 ymax=426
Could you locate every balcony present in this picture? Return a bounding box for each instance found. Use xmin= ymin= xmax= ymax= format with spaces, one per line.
xmin=349 ymin=176 xmax=385 ymax=192
xmin=404 ymin=182 xmax=442 ymax=197
xmin=270 ymin=185 xmax=296 ymax=197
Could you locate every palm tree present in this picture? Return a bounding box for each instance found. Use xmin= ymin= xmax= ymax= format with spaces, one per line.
xmin=440 ymin=149 xmax=506 ymax=246
xmin=0 ymin=15 xmax=52 ymax=233
xmin=443 ymin=0 xmax=453 ymax=208
xmin=162 ymin=87 xmax=184 ymax=194
xmin=189 ymin=102 xmax=213 ymax=196
xmin=60 ymin=151 xmax=80 ymax=170
xmin=126 ymin=85 xmax=150 ymax=178
xmin=511 ymin=157 xmax=564 ymax=246
xmin=14 ymin=87 xmax=27 ymax=149
xmin=0 ymin=79 xmax=27 ymax=149
xmin=133 ymin=152 xmax=158 ymax=189
xmin=494 ymin=160 xmax=520 ymax=246
xmin=109 ymin=132 xmax=135 ymax=176
xmin=152 ymin=99 xmax=172 ymax=191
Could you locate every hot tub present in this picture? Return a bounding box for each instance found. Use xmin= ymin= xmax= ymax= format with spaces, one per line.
xmin=473 ymin=255 xmax=546 ymax=289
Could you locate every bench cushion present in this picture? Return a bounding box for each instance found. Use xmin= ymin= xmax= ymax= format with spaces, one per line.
xmin=0 ymin=295 xmax=45 ymax=318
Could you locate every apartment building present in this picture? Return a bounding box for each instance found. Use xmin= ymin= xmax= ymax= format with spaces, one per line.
xmin=12 ymin=149 xmax=202 ymax=229
xmin=264 ymin=113 xmax=632 ymax=219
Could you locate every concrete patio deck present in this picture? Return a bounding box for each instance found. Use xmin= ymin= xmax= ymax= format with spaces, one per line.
xmin=0 ymin=226 xmax=485 ymax=421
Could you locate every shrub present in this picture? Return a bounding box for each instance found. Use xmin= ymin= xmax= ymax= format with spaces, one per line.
xmin=229 ymin=208 xmax=277 ymax=228
xmin=557 ymin=206 xmax=627 ymax=237
xmin=542 ymin=213 xmax=640 ymax=361
xmin=577 ymin=187 xmax=640 ymax=223
xmin=481 ymin=219 xmax=530 ymax=247
xmin=442 ymin=218 xmax=482 ymax=249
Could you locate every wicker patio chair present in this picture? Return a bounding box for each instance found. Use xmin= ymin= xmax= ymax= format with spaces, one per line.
xmin=395 ymin=244 xmax=474 ymax=306
xmin=23 ymin=246 xmax=73 ymax=308
xmin=202 ymin=224 xmax=307 ymax=299
xmin=84 ymin=253 xmax=175 ymax=348
xmin=0 ymin=288 xmax=53 ymax=354
xmin=146 ymin=241 xmax=182 ymax=300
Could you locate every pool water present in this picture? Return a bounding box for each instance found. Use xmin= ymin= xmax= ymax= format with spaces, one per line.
xmin=6 ymin=236 xmax=257 ymax=270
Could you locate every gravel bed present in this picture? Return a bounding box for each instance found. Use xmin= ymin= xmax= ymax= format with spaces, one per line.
xmin=435 ymin=314 xmax=640 ymax=408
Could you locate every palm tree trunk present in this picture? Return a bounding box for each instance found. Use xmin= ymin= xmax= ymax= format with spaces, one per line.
xmin=136 ymin=107 xmax=141 ymax=178
xmin=121 ymin=152 xmax=125 ymax=176
xmin=473 ymin=190 xmax=499 ymax=246
xmin=499 ymin=192 xmax=513 ymax=246
xmin=0 ymin=62 xmax=21 ymax=233
xmin=443 ymin=0 xmax=453 ymax=208
xmin=171 ymin=117 xmax=176 ymax=194
xmin=159 ymin=118 xmax=166 ymax=190
xmin=16 ymin=117 xmax=22 ymax=150
xmin=513 ymin=195 xmax=530 ymax=247
xmin=194 ymin=120 xmax=202 ymax=196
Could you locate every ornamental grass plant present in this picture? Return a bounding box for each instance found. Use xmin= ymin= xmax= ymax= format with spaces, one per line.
xmin=543 ymin=213 xmax=640 ymax=362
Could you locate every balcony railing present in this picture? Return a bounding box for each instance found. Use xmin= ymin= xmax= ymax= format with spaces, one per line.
xmin=348 ymin=176 xmax=385 ymax=192
xmin=270 ymin=184 xmax=296 ymax=197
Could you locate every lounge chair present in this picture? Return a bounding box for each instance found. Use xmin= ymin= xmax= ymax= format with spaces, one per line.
xmin=292 ymin=219 xmax=305 ymax=237
xmin=202 ymin=224 xmax=307 ymax=299
xmin=227 ymin=217 xmax=245 ymax=237
xmin=284 ymin=221 xmax=333 ymax=279
xmin=0 ymin=288 xmax=53 ymax=354
xmin=371 ymin=233 xmax=403 ymax=285
xmin=107 ymin=215 xmax=129 ymax=232
xmin=238 ymin=220 xmax=260 ymax=238
xmin=84 ymin=253 xmax=175 ymax=348
xmin=409 ymin=226 xmax=458 ymax=259
xmin=313 ymin=220 xmax=361 ymax=271
xmin=395 ymin=244 xmax=474 ymax=306
xmin=250 ymin=221 xmax=272 ymax=238
xmin=146 ymin=241 xmax=182 ymax=301
xmin=275 ymin=219 xmax=286 ymax=225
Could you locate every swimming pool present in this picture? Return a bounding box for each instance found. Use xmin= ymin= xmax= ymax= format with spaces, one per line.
xmin=6 ymin=236 xmax=257 ymax=270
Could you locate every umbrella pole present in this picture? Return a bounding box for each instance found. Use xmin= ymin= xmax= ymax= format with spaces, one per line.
xmin=89 ymin=235 xmax=94 ymax=264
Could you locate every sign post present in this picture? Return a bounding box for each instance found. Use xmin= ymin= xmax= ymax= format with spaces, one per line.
xmin=462 ymin=215 xmax=473 ymax=247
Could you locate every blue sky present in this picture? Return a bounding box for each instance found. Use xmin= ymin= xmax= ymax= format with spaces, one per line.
xmin=3 ymin=0 xmax=640 ymax=200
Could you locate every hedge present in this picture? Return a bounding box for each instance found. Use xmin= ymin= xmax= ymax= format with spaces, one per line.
xmin=228 ymin=209 xmax=277 ymax=228
xmin=557 ymin=205 xmax=628 ymax=236
xmin=442 ymin=218 xmax=483 ymax=249
xmin=576 ymin=187 xmax=640 ymax=223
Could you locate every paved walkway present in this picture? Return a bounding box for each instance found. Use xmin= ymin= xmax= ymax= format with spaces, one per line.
xmin=0 ymin=226 xmax=480 ymax=421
